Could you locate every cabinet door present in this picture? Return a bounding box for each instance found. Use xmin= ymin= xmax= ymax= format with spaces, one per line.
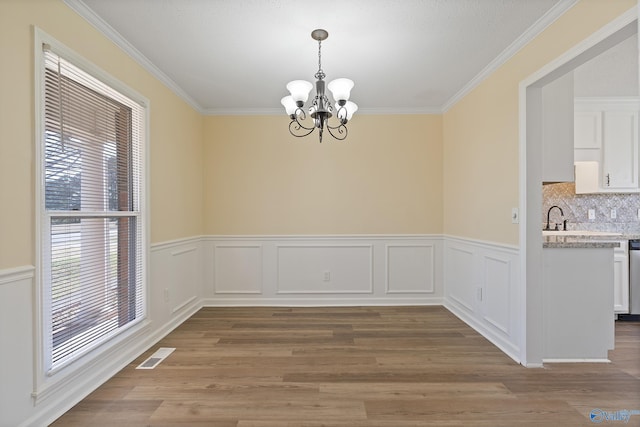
xmin=613 ymin=244 xmax=629 ymax=314
xmin=575 ymin=111 xmax=602 ymax=150
xmin=602 ymin=111 xmax=639 ymax=190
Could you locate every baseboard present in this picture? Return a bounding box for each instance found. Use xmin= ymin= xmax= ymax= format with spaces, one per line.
xmin=202 ymin=297 xmax=444 ymax=307
xmin=542 ymin=358 xmax=611 ymax=364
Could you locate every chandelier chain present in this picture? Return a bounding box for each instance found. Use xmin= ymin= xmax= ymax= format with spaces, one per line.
xmin=315 ymin=39 xmax=325 ymax=80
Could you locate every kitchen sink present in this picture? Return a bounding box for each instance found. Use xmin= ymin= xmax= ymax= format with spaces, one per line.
xmin=542 ymin=230 xmax=623 ymax=237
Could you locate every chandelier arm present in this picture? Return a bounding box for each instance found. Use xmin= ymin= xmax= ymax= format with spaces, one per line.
xmin=293 ymin=108 xmax=316 ymax=130
xmin=289 ymin=108 xmax=316 ymax=138
xmin=325 ymin=121 xmax=348 ymax=141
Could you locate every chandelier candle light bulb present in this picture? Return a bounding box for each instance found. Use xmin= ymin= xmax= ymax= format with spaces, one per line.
xmin=282 ymin=29 xmax=357 ymax=143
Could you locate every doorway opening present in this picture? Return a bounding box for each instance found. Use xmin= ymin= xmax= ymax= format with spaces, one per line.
xmin=520 ymin=9 xmax=638 ymax=366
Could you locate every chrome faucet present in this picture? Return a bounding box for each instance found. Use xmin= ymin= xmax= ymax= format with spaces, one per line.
xmin=545 ymin=205 xmax=565 ymax=231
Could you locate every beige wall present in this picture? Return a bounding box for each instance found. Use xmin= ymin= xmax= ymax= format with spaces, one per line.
xmin=204 ymin=115 xmax=443 ymax=235
xmin=443 ymin=0 xmax=636 ymax=245
xmin=0 ymin=0 xmax=204 ymax=269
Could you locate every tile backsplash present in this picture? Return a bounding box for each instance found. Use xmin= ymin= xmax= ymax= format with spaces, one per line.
xmin=542 ymin=182 xmax=640 ymax=233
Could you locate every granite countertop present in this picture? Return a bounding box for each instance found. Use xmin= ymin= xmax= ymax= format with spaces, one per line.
xmin=543 ymin=235 xmax=621 ymax=248
xmin=542 ymin=232 xmax=640 ymax=248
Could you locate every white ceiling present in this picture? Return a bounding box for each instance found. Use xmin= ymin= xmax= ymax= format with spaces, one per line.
xmin=67 ymin=0 xmax=578 ymax=115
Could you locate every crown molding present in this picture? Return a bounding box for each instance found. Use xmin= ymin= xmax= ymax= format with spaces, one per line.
xmin=202 ymin=107 xmax=284 ymax=116
xmin=441 ymin=0 xmax=580 ymax=113
xmin=202 ymin=106 xmax=444 ymax=116
xmin=63 ymin=0 xmax=205 ymax=114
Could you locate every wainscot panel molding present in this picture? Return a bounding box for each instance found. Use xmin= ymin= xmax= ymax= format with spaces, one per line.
xmin=203 ymin=235 xmax=444 ymax=306
xmin=277 ymin=245 xmax=373 ymax=294
xmin=443 ymin=235 xmax=521 ymax=363
xmin=386 ymin=244 xmax=436 ymax=294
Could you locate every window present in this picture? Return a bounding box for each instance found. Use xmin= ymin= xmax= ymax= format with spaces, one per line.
xmin=39 ymin=44 xmax=146 ymax=373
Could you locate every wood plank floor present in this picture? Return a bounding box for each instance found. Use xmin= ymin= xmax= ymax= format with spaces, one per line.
xmin=51 ymin=306 xmax=640 ymax=426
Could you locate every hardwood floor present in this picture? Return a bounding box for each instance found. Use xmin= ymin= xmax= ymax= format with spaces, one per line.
xmin=51 ymin=306 xmax=640 ymax=426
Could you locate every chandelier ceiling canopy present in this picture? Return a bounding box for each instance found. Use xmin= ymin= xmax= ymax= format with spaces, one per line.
xmin=281 ymin=29 xmax=357 ymax=143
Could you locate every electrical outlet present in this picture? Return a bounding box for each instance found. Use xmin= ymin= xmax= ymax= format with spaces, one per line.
xmin=611 ymin=208 xmax=617 ymax=219
xmin=323 ymin=271 xmax=331 ymax=282
xmin=588 ymin=209 xmax=595 ymax=220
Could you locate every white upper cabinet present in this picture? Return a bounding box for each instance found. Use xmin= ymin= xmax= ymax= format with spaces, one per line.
xmin=574 ymin=98 xmax=640 ymax=193
xmin=574 ymin=111 xmax=602 ymax=151
xmin=602 ymin=110 xmax=639 ymax=190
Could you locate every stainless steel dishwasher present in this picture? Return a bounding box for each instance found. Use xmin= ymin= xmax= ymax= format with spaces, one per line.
xmin=627 ymin=240 xmax=640 ymax=315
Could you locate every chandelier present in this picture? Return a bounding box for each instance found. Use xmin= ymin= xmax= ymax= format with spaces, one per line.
xmin=281 ymin=29 xmax=357 ymax=143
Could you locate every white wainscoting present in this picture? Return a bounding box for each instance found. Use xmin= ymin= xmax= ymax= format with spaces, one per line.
xmin=443 ymin=236 xmax=521 ymax=363
xmin=11 ymin=237 xmax=204 ymax=427
xmin=0 ymin=266 xmax=36 ymax=427
xmin=203 ymin=235 xmax=444 ymax=306
xmin=5 ymin=233 xmax=524 ymax=426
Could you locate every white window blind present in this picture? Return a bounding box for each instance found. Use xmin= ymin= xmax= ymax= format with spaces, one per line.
xmin=41 ymin=46 xmax=146 ymax=372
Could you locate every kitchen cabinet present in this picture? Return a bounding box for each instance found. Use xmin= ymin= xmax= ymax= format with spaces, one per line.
xmin=574 ymin=98 xmax=639 ymax=193
xmin=613 ymin=241 xmax=629 ymax=314
xmin=603 ymin=110 xmax=638 ymax=190
xmin=541 ymin=73 xmax=574 ymax=183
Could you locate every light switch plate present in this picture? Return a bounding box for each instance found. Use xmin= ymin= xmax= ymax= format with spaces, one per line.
xmin=511 ymin=208 xmax=519 ymax=224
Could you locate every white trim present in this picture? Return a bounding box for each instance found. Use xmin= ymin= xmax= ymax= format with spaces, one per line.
xmin=171 ymin=295 xmax=198 ymax=314
xmin=151 ymin=235 xmax=204 ymax=251
xmin=202 ymin=297 xmax=444 ymax=307
xmin=0 ymin=265 xmax=35 ymax=286
xmin=575 ymin=96 xmax=640 ymax=110
xmin=205 ymin=234 xmax=441 ymax=241
xmin=542 ymin=358 xmax=611 ymax=364
xmin=355 ymin=107 xmax=444 ymax=115
xmin=524 ymin=363 xmax=544 ymax=369
xmin=202 ymin=106 xmax=445 ymax=116
xmin=444 ymin=234 xmax=519 ymax=252
xmin=442 ymin=0 xmax=579 ymax=112
xmin=170 ymin=246 xmax=198 ymax=257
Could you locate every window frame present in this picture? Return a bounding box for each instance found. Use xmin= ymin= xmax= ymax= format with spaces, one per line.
xmin=34 ymin=27 xmax=150 ymax=399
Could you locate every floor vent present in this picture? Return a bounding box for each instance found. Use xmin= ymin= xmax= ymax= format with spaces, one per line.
xmin=136 ymin=347 xmax=176 ymax=370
